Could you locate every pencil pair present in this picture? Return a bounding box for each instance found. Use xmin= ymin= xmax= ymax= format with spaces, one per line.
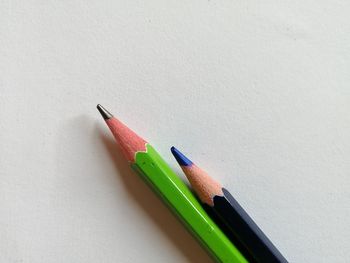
xmin=97 ymin=104 xmax=288 ymax=263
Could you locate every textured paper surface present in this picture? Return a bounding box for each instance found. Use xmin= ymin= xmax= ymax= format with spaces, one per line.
xmin=0 ymin=1 xmax=349 ymax=262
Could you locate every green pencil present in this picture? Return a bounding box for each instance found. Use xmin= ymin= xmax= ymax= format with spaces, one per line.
xmin=97 ymin=104 xmax=247 ymax=263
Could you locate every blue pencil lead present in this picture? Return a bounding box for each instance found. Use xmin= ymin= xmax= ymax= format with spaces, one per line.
xmin=171 ymin=146 xmax=193 ymax=166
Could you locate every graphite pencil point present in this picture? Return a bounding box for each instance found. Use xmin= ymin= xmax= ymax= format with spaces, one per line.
xmin=97 ymin=104 xmax=113 ymax=120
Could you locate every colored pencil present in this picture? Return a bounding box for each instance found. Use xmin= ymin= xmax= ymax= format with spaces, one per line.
xmin=171 ymin=146 xmax=288 ymax=263
xmin=96 ymin=105 xmax=248 ymax=263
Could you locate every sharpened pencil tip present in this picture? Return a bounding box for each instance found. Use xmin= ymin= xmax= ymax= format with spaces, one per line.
xmin=171 ymin=147 xmax=193 ymax=167
xmin=96 ymin=104 xmax=113 ymax=120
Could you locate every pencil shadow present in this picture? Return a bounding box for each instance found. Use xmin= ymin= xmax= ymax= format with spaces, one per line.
xmin=96 ymin=126 xmax=213 ymax=263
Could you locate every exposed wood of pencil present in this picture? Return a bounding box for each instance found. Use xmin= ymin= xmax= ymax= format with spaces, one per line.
xmin=97 ymin=104 xmax=147 ymax=162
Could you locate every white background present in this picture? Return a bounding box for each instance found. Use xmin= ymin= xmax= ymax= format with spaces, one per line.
xmin=1 ymin=1 xmax=349 ymax=262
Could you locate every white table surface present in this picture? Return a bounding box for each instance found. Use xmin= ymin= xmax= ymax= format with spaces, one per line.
xmin=1 ymin=1 xmax=349 ymax=262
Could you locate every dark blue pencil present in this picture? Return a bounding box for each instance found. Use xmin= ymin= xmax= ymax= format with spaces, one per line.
xmin=171 ymin=147 xmax=288 ymax=263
